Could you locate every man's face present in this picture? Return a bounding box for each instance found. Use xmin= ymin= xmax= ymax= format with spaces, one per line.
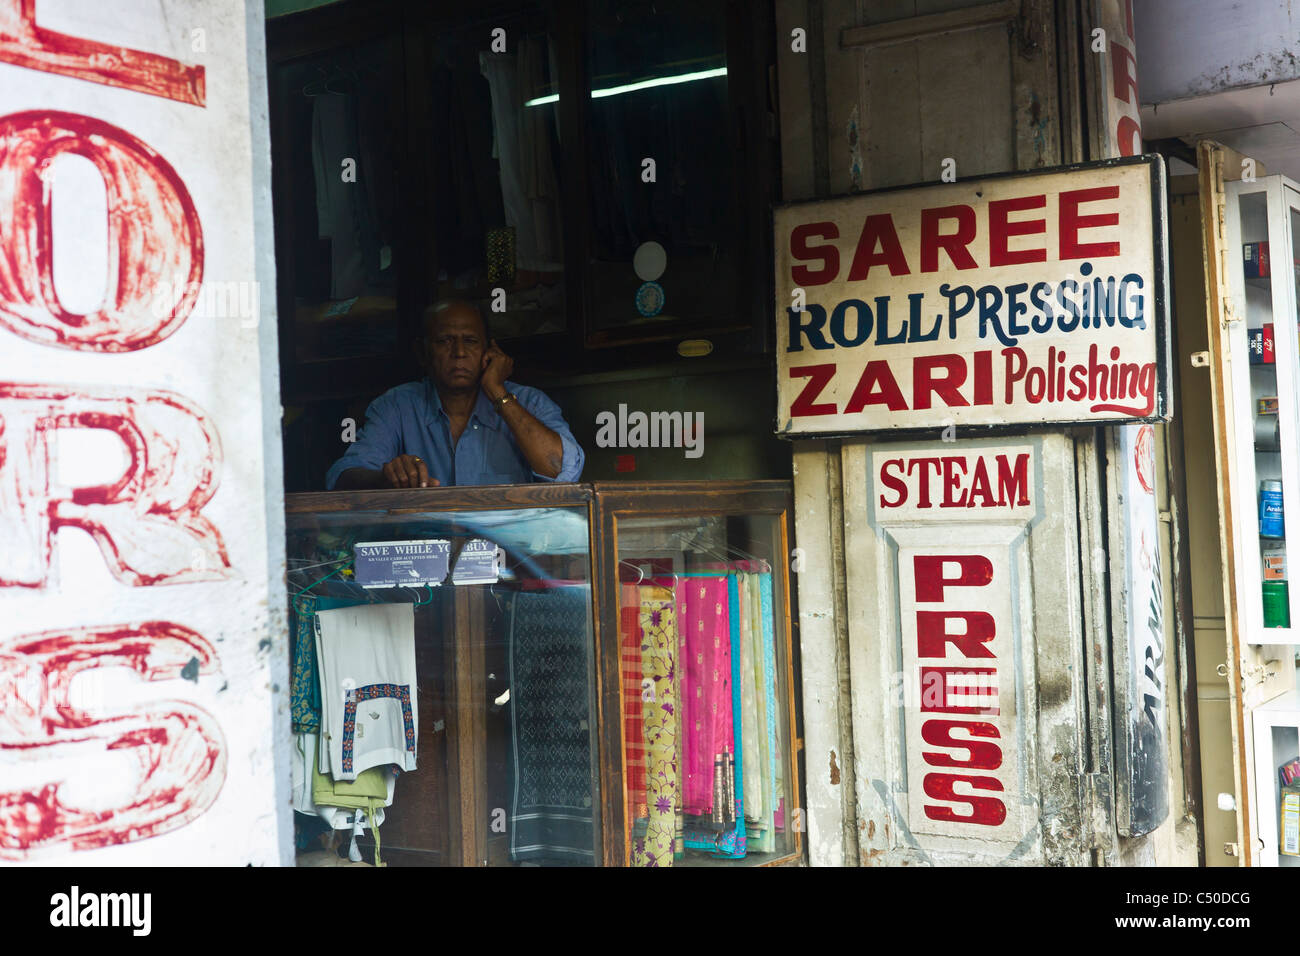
xmin=425 ymin=306 xmax=487 ymax=392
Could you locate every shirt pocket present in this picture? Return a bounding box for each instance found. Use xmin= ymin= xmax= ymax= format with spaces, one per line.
xmin=481 ymin=437 xmax=527 ymax=483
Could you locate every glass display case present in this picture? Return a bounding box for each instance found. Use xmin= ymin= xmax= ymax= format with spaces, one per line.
xmin=1225 ymin=175 xmax=1300 ymax=644
xmin=592 ymin=481 xmax=802 ymax=867
xmin=284 ymin=480 xmax=800 ymax=867
xmin=1251 ymin=691 xmax=1300 ymax=868
xmin=286 ymin=485 xmax=597 ymax=867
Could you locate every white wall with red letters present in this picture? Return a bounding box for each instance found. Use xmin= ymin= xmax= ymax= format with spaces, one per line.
xmin=0 ymin=0 xmax=290 ymax=864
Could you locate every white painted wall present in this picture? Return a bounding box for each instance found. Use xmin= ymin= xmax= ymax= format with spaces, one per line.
xmin=0 ymin=0 xmax=290 ymax=865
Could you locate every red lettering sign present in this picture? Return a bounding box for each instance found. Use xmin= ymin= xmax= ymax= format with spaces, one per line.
xmin=1060 ymin=186 xmax=1121 ymax=260
xmin=923 ymin=773 xmax=1007 ymax=826
xmin=920 ymin=205 xmax=977 ymax=272
xmin=0 ymin=621 xmax=225 ymax=858
xmin=0 ymin=384 xmax=230 ymax=587
xmin=914 ymin=554 xmax=994 ymax=602
xmin=787 ymin=189 xmax=1125 ymax=285
xmin=988 ymin=194 xmax=1047 ymax=266
xmin=914 ymin=551 xmax=1007 ymax=826
xmin=1 ymin=7 xmax=238 ymax=859
xmin=0 ymin=0 xmax=205 ymax=105
xmin=0 ymin=111 xmax=203 ymax=351
xmin=788 ymin=363 xmax=839 ymax=417
xmin=789 ymin=222 xmax=839 ymax=286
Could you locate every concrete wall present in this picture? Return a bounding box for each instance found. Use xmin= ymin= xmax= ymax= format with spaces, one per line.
xmin=1135 ymin=0 xmax=1300 ymax=104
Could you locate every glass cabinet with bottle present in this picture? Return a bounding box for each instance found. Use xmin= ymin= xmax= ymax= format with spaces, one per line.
xmin=1225 ymin=175 xmax=1300 ymax=645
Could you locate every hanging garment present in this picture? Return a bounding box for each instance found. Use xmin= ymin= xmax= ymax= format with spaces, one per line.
xmin=677 ymin=576 xmax=732 ymax=817
xmin=291 ymin=731 xmax=396 ymax=865
xmin=508 ymin=585 xmax=595 ymax=863
xmin=755 ymin=570 xmax=781 ymax=852
xmin=479 ymin=48 xmax=562 ymax=272
xmin=681 ymin=573 xmax=747 ymax=858
xmin=291 ymin=592 xmax=373 ymax=734
xmin=353 ymin=78 xmax=396 ymax=291
xmin=311 ymin=757 xmax=390 ymax=866
xmin=430 ymin=65 xmax=502 ymax=277
xmin=712 ymin=574 xmax=747 ymax=859
xmin=619 ymin=583 xmax=648 ymax=821
xmin=736 ymin=569 xmax=777 ymax=850
xmin=516 ymin=34 xmax=563 ymax=270
xmin=311 ymin=93 xmax=367 ymax=299
xmin=315 ymin=603 xmax=418 ymax=782
xmin=739 ymin=572 xmax=762 ymax=824
xmin=291 ymin=592 xmax=324 ymax=734
xmin=631 ymin=588 xmax=676 ymax=867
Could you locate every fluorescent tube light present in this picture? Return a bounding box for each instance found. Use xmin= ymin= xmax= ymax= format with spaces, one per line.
xmin=524 ymin=66 xmax=726 ymax=107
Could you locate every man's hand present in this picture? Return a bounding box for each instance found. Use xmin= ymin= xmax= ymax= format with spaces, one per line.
xmin=480 ymin=339 xmax=514 ymax=401
xmin=381 ymin=454 xmax=437 ymax=488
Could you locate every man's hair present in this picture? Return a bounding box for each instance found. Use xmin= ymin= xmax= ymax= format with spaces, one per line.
xmin=423 ymin=299 xmax=491 ymax=343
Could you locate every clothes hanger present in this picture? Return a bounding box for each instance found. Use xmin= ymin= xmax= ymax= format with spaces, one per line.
xmin=302 ymin=63 xmax=353 ymax=97
xmin=302 ymin=66 xmax=331 ymax=97
xmin=292 ymin=563 xmax=347 ymax=597
xmin=721 ymin=540 xmax=771 ymax=573
xmin=673 ymin=531 xmax=771 ymax=575
xmin=404 ymin=585 xmax=433 ymax=607
xmin=288 ymin=555 xmax=352 ymax=574
xmin=672 ymin=530 xmax=733 ymax=569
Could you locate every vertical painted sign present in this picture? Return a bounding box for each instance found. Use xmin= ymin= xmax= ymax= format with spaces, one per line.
xmin=1097 ymin=0 xmax=1170 ymax=836
xmin=1113 ymin=424 xmax=1170 ymax=834
xmin=869 ymin=440 xmax=1042 ymax=850
xmin=1100 ymin=0 xmax=1141 ymax=158
xmin=0 ymin=0 xmax=288 ymax=863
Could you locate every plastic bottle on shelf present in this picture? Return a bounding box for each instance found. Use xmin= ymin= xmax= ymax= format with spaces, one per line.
xmin=1260 ymin=479 xmax=1285 ymax=538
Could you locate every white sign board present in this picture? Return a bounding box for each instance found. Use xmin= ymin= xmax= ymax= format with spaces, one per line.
xmin=774 ymin=155 xmax=1170 ymax=436
xmin=0 ymin=0 xmax=289 ymax=863
xmin=868 ymin=440 xmax=1043 ymax=850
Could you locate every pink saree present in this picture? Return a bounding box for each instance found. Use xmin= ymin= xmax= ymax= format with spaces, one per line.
xmin=677 ymin=576 xmax=733 ymax=816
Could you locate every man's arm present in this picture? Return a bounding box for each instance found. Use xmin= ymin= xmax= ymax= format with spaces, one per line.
xmin=490 ymin=389 xmax=565 ymax=477
xmin=480 ymin=341 xmax=580 ymax=480
xmin=334 ymin=466 xmax=387 ymax=490
xmin=501 ymin=386 xmax=584 ymax=481
xmin=335 ymin=455 xmax=434 ymax=490
xmin=325 ymin=391 xmax=434 ymax=490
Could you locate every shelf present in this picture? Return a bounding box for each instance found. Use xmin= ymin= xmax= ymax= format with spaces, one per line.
xmin=1256 ymin=689 xmax=1300 ymax=721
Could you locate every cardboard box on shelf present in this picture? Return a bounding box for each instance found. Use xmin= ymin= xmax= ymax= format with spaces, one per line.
xmin=1263 ymin=549 xmax=1287 ymax=581
xmin=1282 ymin=786 xmax=1300 ymax=857
xmin=1249 ymin=324 xmax=1276 ymax=364
xmin=1244 ymin=241 xmax=1271 ymax=278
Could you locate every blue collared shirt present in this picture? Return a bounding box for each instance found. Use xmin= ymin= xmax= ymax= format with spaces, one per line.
xmin=325 ymin=379 xmax=584 ymax=489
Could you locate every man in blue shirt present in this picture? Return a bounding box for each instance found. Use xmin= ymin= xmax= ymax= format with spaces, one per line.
xmin=326 ymin=301 xmax=584 ymax=489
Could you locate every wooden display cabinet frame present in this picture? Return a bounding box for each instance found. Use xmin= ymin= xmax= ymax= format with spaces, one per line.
xmin=590 ymin=480 xmax=803 ymax=867
xmin=285 ymin=479 xmax=803 ymax=866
